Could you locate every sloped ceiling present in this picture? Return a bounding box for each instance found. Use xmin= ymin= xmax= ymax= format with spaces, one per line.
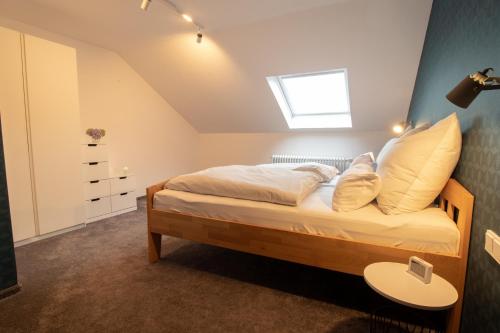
xmin=0 ymin=0 xmax=432 ymax=132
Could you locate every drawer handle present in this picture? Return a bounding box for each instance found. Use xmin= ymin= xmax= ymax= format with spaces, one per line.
xmin=89 ymin=162 xmax=99 ymax=165
xmin=91 ymin=198 xmax=100 ymax=202
xmin=90 ymin=180 xmax=100 ymax=184
xmin=119 ymin=176 xmax=127 ymax=180
xmin=120 ymin=192 xmax=128 ymax=196
xmin=87 ymin=143 xmax=98 ymax=147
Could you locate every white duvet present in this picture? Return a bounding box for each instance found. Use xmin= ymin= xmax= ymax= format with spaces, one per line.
xmin=166 ymin=163 xmax=338 ymax=206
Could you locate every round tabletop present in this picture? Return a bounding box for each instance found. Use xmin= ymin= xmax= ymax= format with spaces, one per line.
xmin=364 ymin=262 xmax=458 ymax=311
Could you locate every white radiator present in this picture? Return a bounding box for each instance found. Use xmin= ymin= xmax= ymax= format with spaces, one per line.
xmin=271 ymin=154 xmax=353 ymax=173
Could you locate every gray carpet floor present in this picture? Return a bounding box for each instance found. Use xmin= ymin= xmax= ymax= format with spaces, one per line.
xmin=0 ymin=198 xmax=381 ymax=333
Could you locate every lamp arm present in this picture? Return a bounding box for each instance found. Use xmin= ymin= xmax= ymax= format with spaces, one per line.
xmin=481 ymin=76 xmax=500 ymax=90
xmin=480 ymin=67 xmax=494 ymax=75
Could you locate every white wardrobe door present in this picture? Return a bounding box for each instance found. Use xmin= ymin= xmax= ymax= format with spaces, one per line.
xmin=0 ymin=27 xmax=36 ymax=241
xmin=24 ymin=34 xmax=84 ymax=234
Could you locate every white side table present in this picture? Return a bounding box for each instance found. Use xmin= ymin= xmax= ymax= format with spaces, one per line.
xmin=364 ymin=262 xmax=458 ymax=332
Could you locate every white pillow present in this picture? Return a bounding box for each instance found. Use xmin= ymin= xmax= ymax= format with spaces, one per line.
xmin=376 ymin=113 xmax=462 ymax=215
xmin=259 ymin=162 xmax=339 ymax=182
xmin=332 ymin=163 xmax=382 ymax=212
xmin=376 ymin=123 xmax=431 ymax=168
xmin=351 ymin=152 xmax=375 ymax=167
xmin=399 ymin=122 xmax=431 ymax=138
xmin=293 ymin=162 xmax=339 ymax=182
xmin=376 ymin=138 xmax=398 ymax=168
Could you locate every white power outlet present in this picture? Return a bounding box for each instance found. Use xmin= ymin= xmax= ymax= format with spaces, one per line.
xmin=485 ymin=230 xmax=500 ymax=264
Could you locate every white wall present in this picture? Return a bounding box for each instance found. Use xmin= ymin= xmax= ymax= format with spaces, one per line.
xmin=199 ymin=131 xmax=392 ymax=169
xmin=76 ymin=44 xmax=200 ymax=194
xmin=0 ymin=18 xmax=200 ymax=195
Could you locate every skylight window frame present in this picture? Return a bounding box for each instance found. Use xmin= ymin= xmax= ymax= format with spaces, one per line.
xmin=276 ymin=68 xmax=351 ymax=117
xmin=266 ymin=68 xmax=353 ymax=129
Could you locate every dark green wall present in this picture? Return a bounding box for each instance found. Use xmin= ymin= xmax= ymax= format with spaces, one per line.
xmin=0 ymin=118 xmax=17 ymax=293
xmin=408 ymin=1 xmax=500 ymax=332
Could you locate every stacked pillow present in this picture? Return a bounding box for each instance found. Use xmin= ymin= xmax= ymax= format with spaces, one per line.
xmin=375 ymin=123 xmax=431 ymax=167
xmin=351 ymin=152 xmax=375 ymax=166
xmin=332 ymin=114 xmax=461 ymax=214
xmin=332 ymin=152 xmax=381 ymax=212
xmin=399 ymin=122 xmax=431 ymax=138
xmin=376 ymin=113 xmax=462 ymax=215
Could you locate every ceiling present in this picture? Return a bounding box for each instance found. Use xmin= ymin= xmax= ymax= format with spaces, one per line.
xmin=0 ymin=0 xmax=433 ymax=132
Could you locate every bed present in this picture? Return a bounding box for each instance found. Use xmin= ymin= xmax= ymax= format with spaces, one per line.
xmin=146 ymin=177 xmax=473 ymax=333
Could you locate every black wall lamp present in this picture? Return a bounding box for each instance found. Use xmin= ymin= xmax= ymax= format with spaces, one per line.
xmin=446 ymin=68 xmax=500 ymax=108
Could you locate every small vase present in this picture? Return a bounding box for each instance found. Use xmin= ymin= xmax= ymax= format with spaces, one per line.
xmin=91 ymin=138 xmax=101 ymax=144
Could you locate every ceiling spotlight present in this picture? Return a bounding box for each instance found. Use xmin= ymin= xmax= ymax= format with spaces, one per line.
xmin=141 ymin=0 xmax=151 ymax=11
xmin=182 ymin=14 xmax=193 ymax=22
xmin=196 ymin=30 xmax=203 ymax=43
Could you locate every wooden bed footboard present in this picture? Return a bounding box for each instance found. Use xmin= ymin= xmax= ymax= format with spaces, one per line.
xmin=146 ymin=179 xmax=473 ymax=333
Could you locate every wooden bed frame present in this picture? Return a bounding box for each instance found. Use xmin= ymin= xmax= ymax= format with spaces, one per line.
xmin=147 ymin=178 xmax=473 ymax=333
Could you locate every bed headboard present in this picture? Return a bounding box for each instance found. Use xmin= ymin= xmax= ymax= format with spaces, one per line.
xmin=271 ymin=154 xmax=353 ymax=173
xmin=438 ymin=178 xmax=474 ymax=258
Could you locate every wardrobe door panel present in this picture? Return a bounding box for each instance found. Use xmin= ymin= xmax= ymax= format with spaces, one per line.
xmin=24 ymin=35 xmax=84 ymax=234
xmin=0 ymin=27 xmax=36 ymax=241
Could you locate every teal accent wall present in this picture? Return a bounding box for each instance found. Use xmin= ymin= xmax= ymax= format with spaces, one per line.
xmin=408 ymin=1 xmax=500 ymax=332
xmin=0 ymin=118 xmax=17 ymax=292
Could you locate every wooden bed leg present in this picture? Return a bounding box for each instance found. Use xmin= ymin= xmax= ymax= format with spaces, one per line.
xmin=148 ymin=231 xmax=161 ymax=263
xmin=147 ymin=180 xmax=168 ymax=263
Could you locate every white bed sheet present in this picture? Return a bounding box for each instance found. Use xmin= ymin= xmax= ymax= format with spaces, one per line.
xmin=153 ymin=184 xmax=460 ymax=255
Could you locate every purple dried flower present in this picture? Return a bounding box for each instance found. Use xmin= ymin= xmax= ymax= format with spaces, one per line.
xmin=86 ymin=128 xmax=106 ymax=140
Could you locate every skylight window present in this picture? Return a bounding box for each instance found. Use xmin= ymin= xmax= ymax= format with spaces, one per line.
xmin=267 ymin=69 xmax=352 ymax=129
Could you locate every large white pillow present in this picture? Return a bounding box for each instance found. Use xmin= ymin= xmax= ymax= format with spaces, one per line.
xmin=376 ymin=123 xmax=431 ymax=168
xmin=376 ymin=138 xmax=398 ymax=167
xmin=332 ymin=163 xmax=382 ymax=212
xmin=399 ymin=122 xmax=431 ymax=138
xmin=376 ymin=113 xmax=462 ymax=215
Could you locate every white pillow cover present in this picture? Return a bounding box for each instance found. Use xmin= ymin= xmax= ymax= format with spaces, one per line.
xmin=293 ymin=162 xmax=339 ymax=182
xmin=332 ymin=163 xmax=382 ymax=212
xmin=399 ymin=122 xmax=431 ymax=138
xmin=375 ymin=123 xmax=431 ymax=168
xmin=376 ymin=138 xmax=398 ymax=167
xmin=351 ymin=152 xmax=375 ymax=167
xmin=376 ymin=113 xmax=462 ymax=215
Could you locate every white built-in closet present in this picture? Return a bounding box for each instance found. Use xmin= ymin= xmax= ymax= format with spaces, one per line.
xmin=0 ymin=26 xmax=83 ymax=242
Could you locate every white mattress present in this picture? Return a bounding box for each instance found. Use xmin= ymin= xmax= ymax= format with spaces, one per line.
xmin=153 ymin=184 xmax=460 ymax=255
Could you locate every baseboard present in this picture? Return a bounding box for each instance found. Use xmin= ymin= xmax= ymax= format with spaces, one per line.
xmin=0 ymin=283 xmax=21 ymax=300
xmin=14 ymin=224 xmax=86 ymax=248
xmin=14 ymin=206 xmax=138 ymax=247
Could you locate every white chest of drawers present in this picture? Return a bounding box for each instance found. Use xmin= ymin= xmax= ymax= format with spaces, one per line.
xmin=82 ymin=143 xmax=137 ymax=223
